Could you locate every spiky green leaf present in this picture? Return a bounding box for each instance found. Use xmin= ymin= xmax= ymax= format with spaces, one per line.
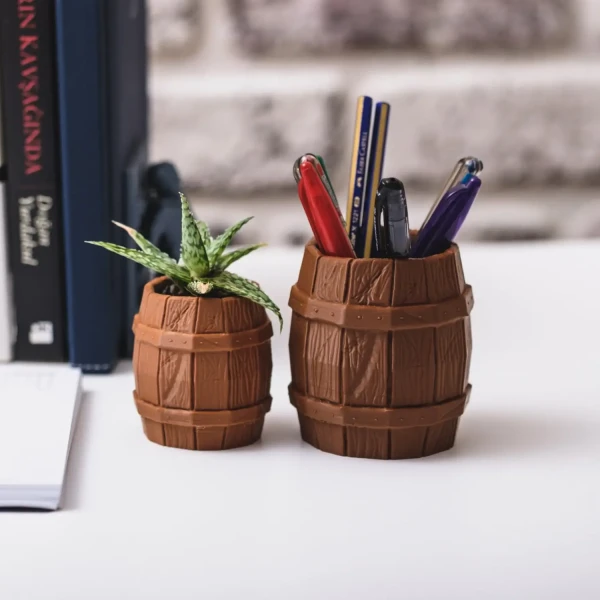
xmin=180 ymin=193 xmax=209 ymax=277
xmin=86 ymin=241 xmax=192 ymax=283
xmin=214 ymin=243 xmax=266 ymax=273
xmin=211 ymin=271 xmax=282 ymax=331
xmin=112 ymin=221 xmax=176 ymax=264
xmin=209 ymin=217 xmax=253 ymax=263
xmin=195 ymin=220 xmax=212 ymax=250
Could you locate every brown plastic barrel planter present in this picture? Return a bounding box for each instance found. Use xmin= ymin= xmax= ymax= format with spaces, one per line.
xmin=132 ymin=276 xmax=273 ymax=450
xmin=288 ymin=241 xmax=474 ymax=459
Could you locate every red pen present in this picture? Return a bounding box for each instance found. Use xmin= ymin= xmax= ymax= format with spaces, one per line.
xmin=298 ymin=160 xmax=355 ymax=258
xmin=297 ymin=177 xmax=323 ymax=249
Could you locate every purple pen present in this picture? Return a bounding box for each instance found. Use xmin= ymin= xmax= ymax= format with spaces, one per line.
xmin=412 ymin=176 xmax=481 ymax=258
xmin=445 ymin=175 xmax=481 ymax=241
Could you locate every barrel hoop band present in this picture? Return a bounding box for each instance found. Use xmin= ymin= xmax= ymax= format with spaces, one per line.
xmin=289 ymin=386 xmax=470 ymax=429
xmin=132 ymin=316 xmax=273 ymax=352
xmin=134 ymin=392 xmax=272 ymax=427
xmin=288 ymin=285 xmax=473 ymax=331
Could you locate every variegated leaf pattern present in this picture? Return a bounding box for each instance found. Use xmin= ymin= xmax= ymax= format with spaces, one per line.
xmin=111 ymin=220 xmax=176 ymax=264
xmin=209 ymin=217 xmax=253 ymax=263
xmin=86 ymin=241 xmax=192 ymax=283
xmin=180 ymin=193 xmax=209 ymax=277
xmin=195 ymin=219 xmax=212 ymax=251
xmin=214 ymin=243 xmax=266 ymax=273
xmin=211 ymin=271 xmax=282 ymax=331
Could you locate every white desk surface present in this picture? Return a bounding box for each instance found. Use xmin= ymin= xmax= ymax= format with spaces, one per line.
xmin=2 ymin=241 xmax=600 ymax=600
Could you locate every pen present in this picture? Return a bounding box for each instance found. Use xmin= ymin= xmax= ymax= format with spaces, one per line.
xmin=356 ymin=101 xmax=390 ymax=258
xmin=421 ymin=156 xmax=483 ymax=230
xmin=346 ymin=96 xmax=373 ymax=250
xmin=374 ymin=178 xmax=411 ymax=258
xmin=297 ymin=160 xmax=355 ymax=258
xmin=297 ymin=154 xmax=346 ymax=227
xmin=412 ymin=176 xmax=481 ymax=258
xmin=315 ymin=155 xmax=343 ymax=221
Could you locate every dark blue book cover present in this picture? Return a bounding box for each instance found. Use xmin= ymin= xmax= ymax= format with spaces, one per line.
xmin=55 ymin=0 xmax=119 ymax=373
xmin=103 ymin=0 xmax=149 ymax=358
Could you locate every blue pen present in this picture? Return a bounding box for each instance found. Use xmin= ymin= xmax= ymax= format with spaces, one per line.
xmin=412 ymin=176 xmax=481 ymax=258
xmin=346 ymin=96 xmax=373 ymax=250
xmin=421 ymin=156 xmax=483 ymax=230
xmin=356 ymin=101 xmax=390 ymax=258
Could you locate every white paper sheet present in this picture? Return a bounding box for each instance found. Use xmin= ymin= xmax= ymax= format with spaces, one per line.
xmin=0 ymin=364 xmax=82 ymax=509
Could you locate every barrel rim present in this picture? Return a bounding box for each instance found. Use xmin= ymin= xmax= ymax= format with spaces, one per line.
xmin=305 ymin=234 xmax=459 ymax=266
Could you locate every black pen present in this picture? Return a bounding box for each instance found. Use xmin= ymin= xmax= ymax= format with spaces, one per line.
xmin=374 ymin=178 xmax=411 ymax=258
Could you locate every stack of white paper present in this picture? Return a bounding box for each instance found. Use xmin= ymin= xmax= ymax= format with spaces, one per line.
xmin=0 ymin=364 xmax=82 ymax=510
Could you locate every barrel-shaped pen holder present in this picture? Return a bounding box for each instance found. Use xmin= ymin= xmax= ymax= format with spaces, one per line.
xmin=288 ymin=240 xmax=474 ymax=459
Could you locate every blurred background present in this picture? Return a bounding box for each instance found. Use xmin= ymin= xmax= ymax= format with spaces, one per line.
xmin=148 ymin=0 xmax=600 ymax=247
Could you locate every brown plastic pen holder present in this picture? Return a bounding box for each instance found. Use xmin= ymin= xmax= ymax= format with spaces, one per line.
xmin=288 ymin=241 xmax=474 ymax=459
xmin=132 ymin=277 xmax=273 ymax=450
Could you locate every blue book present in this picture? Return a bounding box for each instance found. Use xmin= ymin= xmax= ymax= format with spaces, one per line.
xmin=55 ymin=0 xmax=119 ymax=373
xmin=103 ymin=0 xmax=149 ymax=357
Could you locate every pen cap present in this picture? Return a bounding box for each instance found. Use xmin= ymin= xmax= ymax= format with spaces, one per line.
xmin=375 ymin=178 xmax=410 ymax=258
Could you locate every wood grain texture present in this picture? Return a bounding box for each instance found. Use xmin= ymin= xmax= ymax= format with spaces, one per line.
xmin=305 ymin=322 xmax=342 ymax=404
xmin=313 ymin=257 xmax=351 ymax=303
xmin=347 ymin=259 xmax=393 ymax=306
xmin=228 ymin=346 xmax=261 ymax=409
xmin=142 ymin=418 xmax=165 ymax=446
xmin=224 ymin=297 xmax=266 ymax=332
xmin=434 ymin=320 xmax=468 ymax=402
xmin=389 ymin=428 xmax=428 ymax=459
xmin=297 ymin=243 xmax=320 ymax=294
xmin=391 ymin=328 xmax=435 ymax=406
xmin=425 ymin=251 xmax=464 ymax=302
xmin=133 ymin=278 xmax=272 ymax=451
xmin=164 ymin=424 xmax=196 ymax=450
xmin=159 ymin=296 xmax=197 ymax=409
xmin=289 ymin=242 xmax=472 ymax=460
xmin=346 ymin=427 xmax=388 ymax=459
xmin=195 ymin=298 xmax=225 ymax=334
xmin=392 ymin=259 xmax=429 ymax=306
xmin=223 ymin=420 xmax=263 ymax=449
xmin=195 ymin=427 xmax=225 ymax=451
xmin=342 ymin=330 xmax=387 ymax=406
xmin=289 ymin=315 xmax=309 ymax=394
xmin=137 ymin=291 xmax=168 ymax=406
xmin=308 ymin=420 xmax=345 ymax=456
xmin=422 ymin=418 xmax=459 ymax=456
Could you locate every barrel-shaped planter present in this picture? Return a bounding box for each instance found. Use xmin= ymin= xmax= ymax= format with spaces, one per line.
xmin=288 ymin=241 xmax=474 ymax=459
xmin=133 ymin=277 xmax=273 ymax=450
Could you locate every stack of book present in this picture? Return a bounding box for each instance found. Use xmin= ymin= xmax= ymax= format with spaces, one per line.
xmin=0 ymin=0 xmax=176 ymax=372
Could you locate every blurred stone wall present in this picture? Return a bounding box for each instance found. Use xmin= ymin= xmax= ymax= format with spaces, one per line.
xmin=148 ymin=0 xmax=600 ymax=245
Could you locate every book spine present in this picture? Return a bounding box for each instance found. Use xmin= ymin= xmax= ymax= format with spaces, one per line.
xmin=0 ymin=165 xmax=14 ymax=362
xmin=0 ymin=0 xmax=67 ymax=361
xmin=103 ymin=0 xmax=149 ymax=358
xmin=55 ymin=0 xmax=118 ymax=373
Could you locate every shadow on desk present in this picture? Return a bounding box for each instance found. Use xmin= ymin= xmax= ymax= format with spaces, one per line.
xmin=60 ymin=391 xmax=94 ymax=511
xmin=451 ymin=409 xmax=598 ymax=460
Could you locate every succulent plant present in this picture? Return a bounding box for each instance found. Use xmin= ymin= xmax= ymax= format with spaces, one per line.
xmin=86 ymin=193 xmax=282 ymax=330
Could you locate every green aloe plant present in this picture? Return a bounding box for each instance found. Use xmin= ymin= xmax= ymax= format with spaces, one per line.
xmin=86 ymin=193 xmax=282 ymax=330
